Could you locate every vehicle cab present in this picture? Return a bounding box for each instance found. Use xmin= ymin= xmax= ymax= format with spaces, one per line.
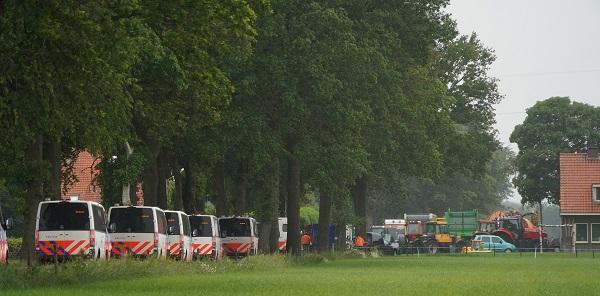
xmin=165 ymin=210 xmax=192 ymax=261
xmin=36 ymin=199 xmax=109 ymax=260
xmin=219 ymin=217 xmax=258 ymax=257
xmin=189 ymin=215 xmax=221 ymax=259
xmin=108 ymin=206 xmax=167 ymax=258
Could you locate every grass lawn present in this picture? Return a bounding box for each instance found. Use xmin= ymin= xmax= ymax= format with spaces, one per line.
xmin=3 ymin=253 xmax=599 ymax=296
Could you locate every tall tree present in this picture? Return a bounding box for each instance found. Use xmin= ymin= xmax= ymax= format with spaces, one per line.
xmin=511 ymin=97 xmax=600 ymax=206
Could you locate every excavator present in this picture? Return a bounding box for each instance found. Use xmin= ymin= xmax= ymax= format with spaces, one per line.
xmin=477 ymin=210 xmax=548 ymax=250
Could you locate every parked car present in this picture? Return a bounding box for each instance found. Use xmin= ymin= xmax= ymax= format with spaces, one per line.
xmin=165 ymin=210 xmax=192 ymax=261
xmin=108 ymin=206 xmax=167 ymax=258
xmin=219 ymin=217 xmax=258 ymax=257
xmin=36 ymin=199 xmax=109 ymax=261
xmin=189 ymin=214 xmax=221 ymax=260
xmin=473 ymin=234 xmax=516 ymax=252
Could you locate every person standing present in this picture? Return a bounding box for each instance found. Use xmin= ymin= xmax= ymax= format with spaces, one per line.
xmin=354 ymin=234 xmax=365 ymax=248
xmin=301 ymin=232 xmax=312 ymax=252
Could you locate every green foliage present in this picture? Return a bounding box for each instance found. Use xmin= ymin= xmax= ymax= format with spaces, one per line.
xmin=511 ymin=97 xmax=600 ymax=205
xmin=300 ymin=206 xmax=319 ymax=226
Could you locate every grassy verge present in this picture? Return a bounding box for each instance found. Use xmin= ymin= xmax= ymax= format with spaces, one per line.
xmin=3 ymin=252 xmax=599 ymax=295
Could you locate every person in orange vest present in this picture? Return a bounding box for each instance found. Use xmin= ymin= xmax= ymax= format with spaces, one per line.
xmin=354 ymin=234 xmax=365 ymax=248
xmin=300 ymin=231 xmax=312 ymax=252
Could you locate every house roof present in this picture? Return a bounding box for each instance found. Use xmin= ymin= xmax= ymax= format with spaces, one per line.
xmin=560 ymin=153 xmax=600 ymax=214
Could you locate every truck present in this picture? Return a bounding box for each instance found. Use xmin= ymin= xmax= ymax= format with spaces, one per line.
xmin=404 ymin=213 xmax=459 ymax=253
xmin=486 ymin=210 xmax=548 ymax=250
xmin=444 ymin=210 xmax=479 ymax=250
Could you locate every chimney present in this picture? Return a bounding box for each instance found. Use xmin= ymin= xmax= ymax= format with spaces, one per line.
xmin=588 ymin=147 xmax=599 ymax=160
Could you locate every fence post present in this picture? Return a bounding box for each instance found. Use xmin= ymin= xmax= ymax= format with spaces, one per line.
xmin=53 ymin=244 xmax=58 ymax=274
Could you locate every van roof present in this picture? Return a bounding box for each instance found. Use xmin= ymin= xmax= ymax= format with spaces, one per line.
xmin=164 ymin=210 xmax=188 ymax=215
xmin=40 ymin=200 xmax=103 ymax=207
xmin=190 ymin=214 xmax=216 ymax=218
xmin=109 ymin=205 xmax=161 ymax=210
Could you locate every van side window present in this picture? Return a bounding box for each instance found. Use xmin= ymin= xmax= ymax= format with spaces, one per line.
xmin=182 ymin=215 xmax=191 ymax=236
xmin=156 ymin=210 xmax=166 ymax=234
xmin=92 ymin=205 xmax=106 ymax=232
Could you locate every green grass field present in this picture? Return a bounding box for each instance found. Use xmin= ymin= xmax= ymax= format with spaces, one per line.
xmin=3 ymin=253 xmax=599 ymax=296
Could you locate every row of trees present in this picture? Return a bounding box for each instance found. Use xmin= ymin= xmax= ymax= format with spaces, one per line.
xmin=0 ymin=0 xmax=505 ymax=258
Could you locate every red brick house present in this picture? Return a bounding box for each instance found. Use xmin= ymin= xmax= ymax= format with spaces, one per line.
xmin=560 ymin=148 xmax=600 ymax=250
xmin=61 ymin=150 xmax=143 ymax=205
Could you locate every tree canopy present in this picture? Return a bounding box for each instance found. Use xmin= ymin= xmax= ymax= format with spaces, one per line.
xmin=511 ymin=97 xmax=600 ymax=205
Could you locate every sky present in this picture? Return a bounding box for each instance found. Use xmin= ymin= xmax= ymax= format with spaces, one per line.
xmin=447 ymin=0 xmax=600 ymax=148
xmin=446 ymin=0 xmax=600 ymax=202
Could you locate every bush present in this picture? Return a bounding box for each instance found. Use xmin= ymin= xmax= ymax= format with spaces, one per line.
xmin=7 ymin=237 xmax=22 ymax=259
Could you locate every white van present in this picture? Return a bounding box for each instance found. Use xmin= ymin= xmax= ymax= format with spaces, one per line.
xmin=278 ymin=217 xmax=287 ymax=252
xmin=36 ymin=200 xmax=109 ymax=260
xmin=108 ymin=206 xmax=167 ymax=258
xmin=189 ymin=215 xmax=221 ymax=260
xmin=219 ymin=217 xmax=258 ymax=257
xmin=165 ymin=210 xmax=192 ymax=261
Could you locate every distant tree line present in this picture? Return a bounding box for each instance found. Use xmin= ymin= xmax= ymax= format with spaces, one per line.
xmin=0 ymin=0 xmax=505 ymax=257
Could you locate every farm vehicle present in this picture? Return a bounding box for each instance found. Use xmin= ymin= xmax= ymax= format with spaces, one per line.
xmin=404 ymin=214 xmax=460 ymax=253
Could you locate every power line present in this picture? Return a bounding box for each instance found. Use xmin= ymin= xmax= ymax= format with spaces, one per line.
xmin=497 ymin=69 xmax=600 ymax=78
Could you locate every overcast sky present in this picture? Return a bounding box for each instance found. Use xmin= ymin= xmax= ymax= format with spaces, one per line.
xmin=447 ymin=0 xmax=600 ymax=148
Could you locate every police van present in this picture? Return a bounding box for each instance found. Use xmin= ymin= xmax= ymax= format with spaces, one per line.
xmin=108 ymin=206 xmax=167 ymax=258
xmin=278 ymin=217 xmax=287 ymax=252
xmin=189 ymin=215 xmax=221 ymax=260
xmin=0 ymin=202 xmax=13 ymax=264
xmin=165 ymin=210 xmax=192 ymax=261
xmin=36 ymin=199 xmax=109 ymax=260
xmin=219 ymin=217 xmax=258 ymax=257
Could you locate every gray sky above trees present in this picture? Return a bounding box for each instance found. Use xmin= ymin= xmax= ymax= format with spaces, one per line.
xmin=447 ymin=0 xmax=600 ymax=147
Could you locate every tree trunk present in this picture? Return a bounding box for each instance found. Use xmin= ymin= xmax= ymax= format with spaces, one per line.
xmin=142 ymin=158 xmax=158 ymax=206
xmin=121 ymin=141 xmax=134 ymax=206
xmin=317 ymin=190 xmax=332 ymax=253
xmin=234 ymin=176 xmax=247 ymax=216
xmin=258 ymin=220 xmax=272 ymax=253
xmin=129 ymin=183 xmax=138 ymax=205
xmin=212 ymin=165 xmax=227 ymax=216
xmin=48 ymin=138 xmax=61 ymax=200
xmin=182 ymin=161 xmax=197 ymax=214
xmin=156 ymin=150 xmax=168 ymax=210
xmin=22 ymin=135 xmax=44 ymax=266
xmin=352 ymin=175 xmax=368 ymax=236
xmin=173 ymin=163 xmax=183 ymax=211
xmin=286 ymin=139 xmax=301 ymax=255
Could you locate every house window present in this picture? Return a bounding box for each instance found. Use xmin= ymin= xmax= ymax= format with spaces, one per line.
xmin=592 ymin=224 xmax=600 ymax=243
xmin=593 ymin=185 xmax=600 ymax=202
xmin=576 ymin=223 xmax=588 ymax=243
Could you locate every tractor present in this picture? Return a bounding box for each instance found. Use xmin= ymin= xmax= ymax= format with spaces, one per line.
xmin=480 ymin=210 xmax=548 ymax=250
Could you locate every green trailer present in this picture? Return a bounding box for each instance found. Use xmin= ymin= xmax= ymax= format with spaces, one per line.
xmin=444 ymin=210 xmax=479 ymax=242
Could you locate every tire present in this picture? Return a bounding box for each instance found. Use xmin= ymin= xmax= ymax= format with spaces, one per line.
xmin=505 ymin=249 xmax=512 ymax=253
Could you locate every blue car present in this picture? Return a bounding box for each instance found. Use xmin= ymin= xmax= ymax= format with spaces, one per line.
xmin=473 ymin=235 xmax=516 ymax=252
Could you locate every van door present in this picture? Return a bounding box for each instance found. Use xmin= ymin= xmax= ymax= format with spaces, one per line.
xmin=37 ymin=202 xmax=91 ymax=257
xmin=108 ymin=207 xmax=156 ymax=256
xmin=155 ymin=209 xmax=167 ymax=258
xmin=181 ymin=214 xmax=192 ymax=261
xmin=91 ymin=204 xmax=108 ymax=259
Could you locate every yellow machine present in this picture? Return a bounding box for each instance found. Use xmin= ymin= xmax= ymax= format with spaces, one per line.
xmin=421 ymin=217 xmax=458 ymax=253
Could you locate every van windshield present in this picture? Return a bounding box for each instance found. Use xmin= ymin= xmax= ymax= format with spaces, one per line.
xmin=39 ymin=202 xmax=90 ymax=231
xmin=165 ymin=212 xmax=180 ymax=235
xmin=219 ymin=218 xmax=251 ymax=237
xmin=190 ymin=216 xmax=212 ymax=237
xmin=109 ymin=207 xmax=154 ymax=233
